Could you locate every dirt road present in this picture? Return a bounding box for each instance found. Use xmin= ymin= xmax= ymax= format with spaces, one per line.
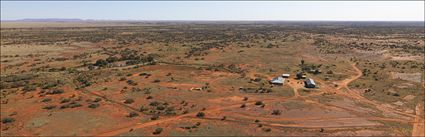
xmin=97 ymin=98 xmax=282 ymax=136
xmin=336 ymin=63 xmax=362 ymax=90
xmin=336 ymin=64 xmax=416 ymax=118
xmin=412 ymin=103 xmax=425 ymax=137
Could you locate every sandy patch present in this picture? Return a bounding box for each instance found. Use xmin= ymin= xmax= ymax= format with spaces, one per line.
xmin=390 ymin=56 xmax=423 ymax=61
xmin=403 ymin=95 xmax=416 ymax=101
xmin=391 ymin=72 xmax=422 ymax=83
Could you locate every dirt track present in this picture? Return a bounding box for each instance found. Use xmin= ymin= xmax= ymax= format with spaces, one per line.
xmin=97 ymin=98 xmax=281 ymax=136
xmin=412 ymin=103 xmax=425 ymax=137
xmin=330 ymin=64 xmax=415 ymax=118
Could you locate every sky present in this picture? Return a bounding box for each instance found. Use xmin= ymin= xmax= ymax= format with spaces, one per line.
xmin=1 ymin=1 xmax=424 ymax=21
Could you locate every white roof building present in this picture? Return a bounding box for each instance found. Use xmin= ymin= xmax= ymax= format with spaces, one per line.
xmin=282 ymin=74 xmax=290 ymax=78
xmin=270 ymin=77 xmax=285 ymax=85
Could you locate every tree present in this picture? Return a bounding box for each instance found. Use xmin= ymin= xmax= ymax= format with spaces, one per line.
xmin=196 ymin=112 xmax=205 ymax=118
xmin=94 ymin=59 xmax=108 ymax=67
xmin=296 ymin=72 xmax=303 ymax=79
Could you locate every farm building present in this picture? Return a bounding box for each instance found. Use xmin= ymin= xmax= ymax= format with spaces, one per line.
xmin=304 ymin=78 xmax=316 ymax=88
xmin=296 ymin=73 xmax=307 ymax=79
xmin=282 ymin=74 xmax=290 ymax=78
xmin=270 ymin=77 xmax=285 ymax=85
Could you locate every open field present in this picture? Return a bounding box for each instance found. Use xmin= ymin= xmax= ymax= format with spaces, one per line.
xmin=1 ymin=21 xmax=424 ymax=136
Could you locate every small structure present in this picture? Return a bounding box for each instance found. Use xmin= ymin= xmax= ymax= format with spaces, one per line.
xmin=308 ymin=69 xmax=322 ymax=74
xmin=304 ymin=78 xmax=316 ymax=88
xmin=190 ymin=87 xmax=203 ymax=91
xmin=296 ymin=72 xmax=306 ymax=79
xmin=282 ymin=74 xmax=290 ymax=78
xmin=270 ymin=77 xmax=285 ymax=85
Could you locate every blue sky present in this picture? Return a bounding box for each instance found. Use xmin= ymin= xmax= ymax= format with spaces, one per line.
xmin=1 ymin=1 xmax=424 ymax=21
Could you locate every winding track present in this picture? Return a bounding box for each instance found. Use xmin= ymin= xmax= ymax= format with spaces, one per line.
xmin=338 ymin=64 xmax=416 ymax=118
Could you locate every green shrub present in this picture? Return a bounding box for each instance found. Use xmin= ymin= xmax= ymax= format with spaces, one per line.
xmin=262 ymin=128 xmax=271 ymax=132
xmin=42 ymin=105 xmax=56 ymax=110
xmin=88 ymin=103 xmax=100 ymax=109
xmin=153 ymin=127 xmax=163 ymax=135
xmin=139 ymin=106 xmax=148 ymax=112
xmin=60 ymin=98 xmax=71 ymax=103
xmin=60 ymin=102 xmax=82 ymax=109
xmin=23 ymin=85 xmax=37 ymax=91
xmin=127 ymin=112 xmax=139 ymax=118
xmin=1 ymin=117 xmax=15 ymax=124
xmin=196 ymin=112 xmax=205 ymax=118
xmin=124 ymin=99 xmax=134 ymax=104
xmin=156 ymin=105 xmax=165 ymax=110
xmin=46 ymin=89 xmax=64 ymax=95
xmin=255 ymin=101 xmax=264 ymax=106
xmin=149 ymin=101 xmax=160 ymax=106
xmin=41 ymin=98 xmax=52 ymax=102
xmin=126 ymin=80 xmax=137 ymax=86
xmin=93 ymin=98 xmax=102 ymax=102
xmin=271 ymin=110 xmax=281 ymax=115
xmin=151 ymin=114 xmax=160 ymax=120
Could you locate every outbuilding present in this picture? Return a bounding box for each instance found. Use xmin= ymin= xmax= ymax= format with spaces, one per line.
xmin=304 ymin=78 xmax=316 ymax=88
xmin=282 ymin=74 xmax=290 ymax=78
xmin=270 ymin=77 xmax=285 ymax=85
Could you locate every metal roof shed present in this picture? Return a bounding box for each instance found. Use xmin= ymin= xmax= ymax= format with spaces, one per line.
xmin=305 ymin=78 xmax=316 ymax=88
xmin=270 ymin=77 xmax=285 ymax=85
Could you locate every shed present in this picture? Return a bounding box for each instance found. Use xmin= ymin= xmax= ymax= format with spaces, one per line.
xmin=304 ymin=78 xmax=316 ymax=88
xmin=270 ymin=77 xmax=285 ymax=85
xmin=282 ymin=74 xmax=290 ymax=78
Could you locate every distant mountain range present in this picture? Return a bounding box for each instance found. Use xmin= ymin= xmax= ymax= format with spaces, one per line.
xmin=1 ymin=19 xmax=423 ymax=27
xmin=2 ymin=18 xmax=87 ymax=22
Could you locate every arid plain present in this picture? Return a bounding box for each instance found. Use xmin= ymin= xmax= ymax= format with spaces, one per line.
xmin=1 ymin=21 xmax=424 ymax=136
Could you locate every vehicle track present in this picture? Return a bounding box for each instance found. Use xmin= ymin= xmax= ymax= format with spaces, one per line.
xmin=337 ymin=64 xmax=416 ymax=118
xmin=412 ymin=103 xmax=425 ymax=137
xmin=97 ymin=98 xmax=284 ymax=136
xmin=189 ymin=116 xmax=384 ymax=129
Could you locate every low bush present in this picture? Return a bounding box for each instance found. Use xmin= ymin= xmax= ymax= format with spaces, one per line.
xmin=255 ymin=101 xmax=264 ymax=106
xmin=46 ymin=89 xmax=64 ymax=95
xmin=41 ymin=98 xmax=52 ymax=102
xmin=124 ymin=99 xmax=135 ymax=104
xmin=1 ymin=117 xmax=15 ymax=124
xmin=151 ymin=114 xmax=160 ymax=120
xmin=153 ymin=127 xmax=163 ymax=135
xmin=127 ymin=112 xmax=139 ymax=118
xmin=271 ymin=110 xmax=281 ymax=115
xmin=196 ymin=112 xmax=205 ymax=118
xmin=42 ymin=105 xmax=56 ymax=110
xmin=60 ymin=98 xmax=71 ymax=103
xmin=88 ymin=103 xmax=100 ymax=109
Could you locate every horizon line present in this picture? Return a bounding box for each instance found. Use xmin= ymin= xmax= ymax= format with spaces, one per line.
xmin=1 ymin=18 xmax=424 ymax=22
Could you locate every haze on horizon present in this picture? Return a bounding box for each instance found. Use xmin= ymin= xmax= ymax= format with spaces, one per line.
xmin=1 ymin=1 xmax=424 ymax=21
